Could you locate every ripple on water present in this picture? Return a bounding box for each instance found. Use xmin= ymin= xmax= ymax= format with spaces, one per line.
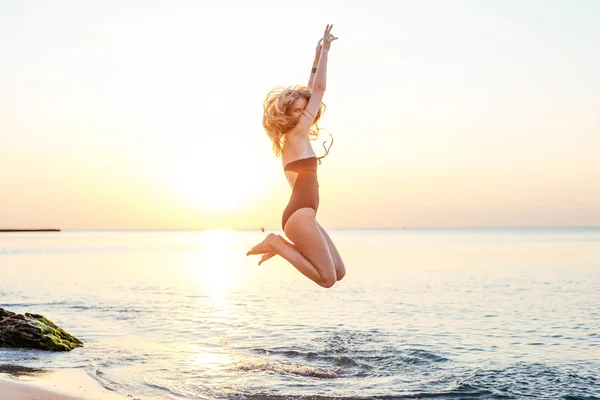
xmin=458 ymin=362 xmax=600 ymax=399
xmin=243 ymin=329 xmax=452 ymax=385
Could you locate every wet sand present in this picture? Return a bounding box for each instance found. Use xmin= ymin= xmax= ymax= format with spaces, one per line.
xmin=0 ymin=378 xmax=83 ymax=399
xmin=0 ymin=367 xmax=127 ymax=400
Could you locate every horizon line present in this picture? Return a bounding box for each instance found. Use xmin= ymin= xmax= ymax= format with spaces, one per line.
xmin=8 ymin=226 xmax=597 ymax=232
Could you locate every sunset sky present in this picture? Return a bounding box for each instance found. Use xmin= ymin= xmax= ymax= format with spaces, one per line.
xmin=1 ymin=0 xmax=599 ymax=230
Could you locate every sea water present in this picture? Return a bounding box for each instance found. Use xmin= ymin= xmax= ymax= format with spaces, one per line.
xmin=1 ymin=228 xmax=599 ymax=399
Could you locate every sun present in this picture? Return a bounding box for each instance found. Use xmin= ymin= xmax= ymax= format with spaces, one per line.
xmin=162 ymin=152 xmax=260 ymax=212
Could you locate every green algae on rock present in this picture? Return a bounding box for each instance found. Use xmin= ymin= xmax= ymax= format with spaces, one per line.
xmin=0 ymin=308 xmax=83 ymax=351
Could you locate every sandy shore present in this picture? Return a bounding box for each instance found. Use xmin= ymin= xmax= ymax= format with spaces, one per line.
xmin=0 ymin=367 xmax=127 ymax=400
xmin=0 ymin=378 xmax=83 ymax=399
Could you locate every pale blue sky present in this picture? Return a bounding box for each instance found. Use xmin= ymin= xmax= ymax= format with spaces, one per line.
xmin=1 ymin=0 xmax=599 ymax=229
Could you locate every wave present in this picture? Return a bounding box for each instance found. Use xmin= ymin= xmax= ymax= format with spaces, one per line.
xmin=2 ymin=301 xmax=145 ymax=313
xmin=250 ymin=345 xmax=450 ymax=378
xmin=236 ymin=340 xmax=599 ymax=400
xmin=230 ymin=390 xmax=503 ymax=400
xmin=236 ymin=362 xmax=338 ymax=379
xmin=453 ymin=362 xmax=600 ymax=400
xmin=1 ymin=301 xmax=72 ymax=308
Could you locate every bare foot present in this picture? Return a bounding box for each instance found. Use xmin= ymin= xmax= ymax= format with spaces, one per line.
xmin=254 ymin=235 xmax=297 ymax=266
xmin=258 ymin=252 xmax=276 ymax=266
xmin=246 ymin=233 xmax=279 ymax=256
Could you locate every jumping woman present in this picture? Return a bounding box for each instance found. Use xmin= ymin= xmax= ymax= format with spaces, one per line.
xmin=246 ymin=25 xmax=346 ymax=288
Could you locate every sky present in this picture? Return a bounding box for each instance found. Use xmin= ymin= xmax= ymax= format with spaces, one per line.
xmin=1 ymin=0 xmax=599 ymax=230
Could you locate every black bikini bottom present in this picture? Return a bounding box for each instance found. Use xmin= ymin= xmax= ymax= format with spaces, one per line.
xmin=281 ymin=172 xmax=319 ymax=230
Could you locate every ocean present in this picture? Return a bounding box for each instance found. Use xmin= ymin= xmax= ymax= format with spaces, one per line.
xmin=1 ymin=228 xmax=599 ymax=399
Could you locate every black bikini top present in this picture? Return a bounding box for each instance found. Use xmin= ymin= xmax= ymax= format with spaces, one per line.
xmin=284 ymin=157 xmax=318 ymax=173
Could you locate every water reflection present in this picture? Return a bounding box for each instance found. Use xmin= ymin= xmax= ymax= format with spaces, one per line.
xmin=179 ymin=231 xmax=241 ymax=385
xmin=184 ymin=229 xmax=238 ymax=300
xmin=191 ymin=345 xmax=235 ymax=371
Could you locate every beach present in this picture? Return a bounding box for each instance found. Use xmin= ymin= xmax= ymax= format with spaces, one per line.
xmin=1 ymin=228 xmax=599 ymax=399
xmin=0 ymin=379 xmax=81 ymax=400
xmin=0 ymin=368 xmax=126 ymax=399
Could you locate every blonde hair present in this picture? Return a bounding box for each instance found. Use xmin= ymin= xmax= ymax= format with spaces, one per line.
xmin=262 ymin=84 xmax=326 ymax=157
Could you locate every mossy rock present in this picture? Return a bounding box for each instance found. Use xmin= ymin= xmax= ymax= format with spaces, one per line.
xmin=0 ymin=308 xmax=83 ymax=351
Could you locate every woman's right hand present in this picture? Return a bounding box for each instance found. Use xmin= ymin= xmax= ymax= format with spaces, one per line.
xmin=321 ymin=24 xmax=338 ymax=52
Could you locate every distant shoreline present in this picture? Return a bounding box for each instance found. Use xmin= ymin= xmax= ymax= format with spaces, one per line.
xmin=0 ymin=229 xmax=60 ymax=232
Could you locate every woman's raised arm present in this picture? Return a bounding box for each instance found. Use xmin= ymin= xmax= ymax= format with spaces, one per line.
xmin=301 ymin=25 xmax=337 ymax=124
xmin=307 ymin=39 xmax=322 ymax=90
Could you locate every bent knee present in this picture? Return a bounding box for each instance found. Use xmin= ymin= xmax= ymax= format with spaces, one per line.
xmin=320 ymin=276 xmax=336 ymax=288
xmin=316 ymin=262 xmax=337 ymax=288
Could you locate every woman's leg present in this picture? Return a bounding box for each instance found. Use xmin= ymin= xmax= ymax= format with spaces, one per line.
xmin=246 ymin=208 xmax=337 ymax=288
xmin=275 ymin=227 xmax=345 ymax=281
xmin=316 ymin=222 xmax=346 ymax=281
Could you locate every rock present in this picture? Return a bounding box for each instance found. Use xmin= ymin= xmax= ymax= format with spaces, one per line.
xmin=0 ymin=308 xmax=83 ymax=351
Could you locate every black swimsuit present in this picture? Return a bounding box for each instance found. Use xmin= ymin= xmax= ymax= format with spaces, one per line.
xmin=281 ymin=156 xmax=319 ymax=229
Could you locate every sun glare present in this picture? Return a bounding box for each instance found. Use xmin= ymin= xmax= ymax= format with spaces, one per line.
xmin=184 ymin=229 xmax=239 ymax=299
xmin=163 ymin=154 xmax=260 ymax=212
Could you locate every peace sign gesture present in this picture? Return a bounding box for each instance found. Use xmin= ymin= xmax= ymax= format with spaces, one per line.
xmin=321 ymin=24 xmax=338 ymax=52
